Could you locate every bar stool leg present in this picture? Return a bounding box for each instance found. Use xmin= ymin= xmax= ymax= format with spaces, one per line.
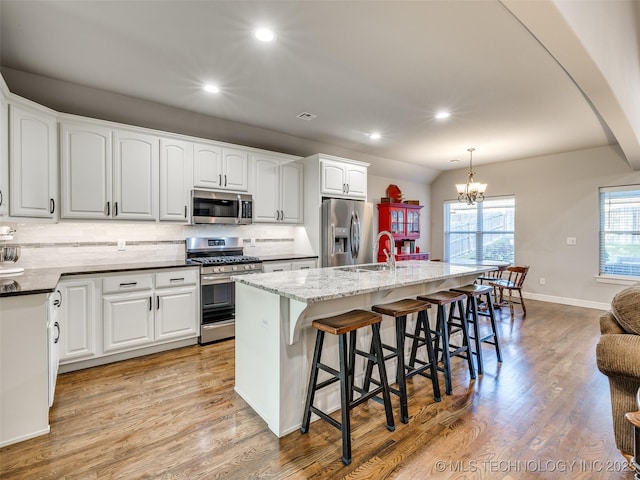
xmin=456 ymin=299 xmax=476 ymax=380
xmin=436 ymin=305 xmax=453 ymax=395
xmin=395 ymin=315 xmax=409 ymax=424
xmin=301 ymin=330 xmax=324 ymax=433
xmin=467 ymin=295 xmax=485 ymax=375
xmin=371 ymin=322 xmax=396 ymax=431
xmin=485 ymin=293 xmax=503 ymax=362
xmin=338 ymin=333 xmax=351 ymax=465
xmin=411 ymin=309 xmax=441 ymax=402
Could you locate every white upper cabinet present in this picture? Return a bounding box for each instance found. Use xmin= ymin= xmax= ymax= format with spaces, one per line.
xmin=320 ymin=158 xmax=367 ymax=200
xmin=0 ymin=90 xmax=8 ymax=217
xmin=159 ymin=137 xmax=191 ymax=222
xmin=194 ymin=142 xmax=249 ymax=192
xmin=253 ymin=154 xmax=302 ymax=223
xmin=9 ymin=103 xmax=57 ymax=218
xmin=113 ymin=130 xmax=159 ymax=220
xmin=60 ymin=122 xmax=112 ymax=219
xmin=61 ymin=119 xmax=159 ymax=221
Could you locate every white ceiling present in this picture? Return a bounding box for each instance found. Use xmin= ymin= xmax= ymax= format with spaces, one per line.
xmin=0 ymin=0 xmax=622 ymax=171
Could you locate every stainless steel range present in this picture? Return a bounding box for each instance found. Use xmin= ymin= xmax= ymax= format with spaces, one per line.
xmin=186 ymin=237 xmax=262 ymax=344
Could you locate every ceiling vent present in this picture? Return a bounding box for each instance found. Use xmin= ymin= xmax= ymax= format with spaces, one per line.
xmin=296 ymin=112 xmax=317 ymax=121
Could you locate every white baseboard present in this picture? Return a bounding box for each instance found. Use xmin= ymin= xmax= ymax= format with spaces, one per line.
xmin=523 ymin=291 xmax=609 ymax=311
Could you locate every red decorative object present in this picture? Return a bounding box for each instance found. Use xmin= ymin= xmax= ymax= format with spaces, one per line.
xmin=377 ymin=203 xmax=428 ymax=262
xmin=386 ymin=184 xmax=402 ymax=203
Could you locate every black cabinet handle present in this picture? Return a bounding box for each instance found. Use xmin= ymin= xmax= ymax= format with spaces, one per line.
xmin=184 ymin=205 xmax=187 ymax=218
xmin=50 ymin=198 xmax=55 ymax=214
xmin=119 ymin=282 xmax=137 ymax=288
xmin=0 ymin=190 xmax=3 ymax=207
xmin=114 ymin=202 xmax=118 ymax=216
xmin=224 ymin=175 xmax=227 ymax=187
xmin=106 ymin=201 xmax=111 ymax=216
xmin=156 ymin=296 xmax=160 ymax=310
xmin=54 ymin=321 xmax=60 ymax=343
xmin=149 ymin=297 xmax=152 ymax=311
xmin=219 ymin=174 xmax=222 ymax=186
xmin=53 ymin=289 xmax=62 ymax=307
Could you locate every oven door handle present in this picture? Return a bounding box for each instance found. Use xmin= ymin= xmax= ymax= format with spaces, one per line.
xmin=202 ymin=276 xmax=233 ymax=285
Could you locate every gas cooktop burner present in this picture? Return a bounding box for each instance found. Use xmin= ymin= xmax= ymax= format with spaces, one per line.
xmin=187 ymin=255 xmax=262 ymax=265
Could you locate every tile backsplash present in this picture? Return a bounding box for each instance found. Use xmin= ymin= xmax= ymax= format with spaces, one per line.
xmin=0 ymin=221 xmax=313 ymax=269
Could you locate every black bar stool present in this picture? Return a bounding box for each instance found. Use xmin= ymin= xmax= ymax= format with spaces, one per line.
xmin=300 ymin=309 xmax=395 ymax=466
xmin=416 ymin=291 xmax=476 ymax=395
xmin=450 ymin=284 xmax=503 ymax=374
xmin=362 ymin=299 xmax=441 ymax=424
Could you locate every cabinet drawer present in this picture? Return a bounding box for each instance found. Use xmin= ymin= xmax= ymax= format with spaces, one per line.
xmin=103 ymin=274 xmax=153 ymax=294
xmin=155 ymin=269 xmax=199 ymax=288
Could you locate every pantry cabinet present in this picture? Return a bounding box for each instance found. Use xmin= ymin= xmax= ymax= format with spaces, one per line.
xmin=253 ymin=154 xmax=303 ymax=223
xmin=193 ymin=143 xmax=249 ymax=192
xmin=9 ymin=103 xmax=57 ymax=218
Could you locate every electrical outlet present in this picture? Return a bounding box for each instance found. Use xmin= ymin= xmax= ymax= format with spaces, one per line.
xmin=117 ymin=239 xmax=126 ymax=251
xmin=539 ymin=277 xmax=546 ymax=285
xmin=250 ymin=238 xmax=256 ymax=247
xmin=566 ymin=237 xmax=577 ymax=245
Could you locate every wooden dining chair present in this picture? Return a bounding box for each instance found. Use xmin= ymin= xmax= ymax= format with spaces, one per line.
xmin=489 ymin=265 xmax=529 ymax=319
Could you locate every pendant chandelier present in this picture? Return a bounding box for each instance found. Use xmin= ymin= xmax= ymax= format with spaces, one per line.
xmin=455 ymin=148 xmax=487 ymax=205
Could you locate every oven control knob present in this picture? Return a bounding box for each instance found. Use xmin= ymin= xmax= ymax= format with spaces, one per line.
xmin=232 ymin=266 xmax=239 ymax=271
xmin=244 ymin=265 xmax=250 ymax=270
xmin=215 ymin=267 xmax=223 ymax=273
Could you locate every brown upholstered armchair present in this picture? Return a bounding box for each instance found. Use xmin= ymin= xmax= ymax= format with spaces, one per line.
xmin=596 ymin=286 xmax=640 ymax=464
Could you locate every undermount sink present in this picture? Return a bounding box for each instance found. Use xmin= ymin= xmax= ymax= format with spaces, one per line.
xmin=337 ymin=264 xmax=407 ymax=273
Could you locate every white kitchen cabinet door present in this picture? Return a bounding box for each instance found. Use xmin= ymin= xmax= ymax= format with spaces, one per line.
xmin=253 ymin=155 xmax=280 ymax=222
xmin=9 ymin=103 xmax=57 ymax=218
xmin=222 ymin=148 xmax=249 ymax=191
xmin=193 ymin=142 xmax=223 ymax=189
xmin=155 ymin=286 xmax=198 ymax=341
xmin=0 ymin=92 xmax=8 ymax=217
xmin=280 ymin=162 xmax=303 ymax=223
xmin=103 ymin=291 xmax=155 ymax=353
xmin=344 ymin=163 xmax=367 ymax=199
xmin=58 ymin=279 xmax=98 ymax=363
xmin=60 ymin=122 xmax=112 ymax=219
xmin=113 ymin=130 xmax=159 ymax=220
xmin=159 ymin=138 xmax=191 ymax=222
xmin=320 ymin=160 xmax=347 ymax=197
xmin=262 ymin=262 xmax=293 ymax=273
xmin=291 ymin=259 xmax=317 ymax=270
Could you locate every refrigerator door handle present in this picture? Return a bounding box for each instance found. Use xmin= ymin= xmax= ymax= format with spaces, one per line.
xmin=353 ymin=212 xmax=360 ymax=259
xmin=330 ymin=224 xmax=336 ymax=256
xmin=349 ymin=212 xmax=356 ymax=258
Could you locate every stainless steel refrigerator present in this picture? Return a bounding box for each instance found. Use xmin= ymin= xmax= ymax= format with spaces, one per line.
xmin=321 ymin=198 xmax=374 ymax=267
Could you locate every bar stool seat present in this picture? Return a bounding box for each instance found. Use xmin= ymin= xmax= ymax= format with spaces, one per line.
xmin=450 ymin=284 xmax=503 ymax=374
xmin=363 ymin=299 xmax=441 ymax=424
xmin=417 ymin=291 xmax=476 ymax=395
xmin=300 ymin=309 xmax=395 ymax=466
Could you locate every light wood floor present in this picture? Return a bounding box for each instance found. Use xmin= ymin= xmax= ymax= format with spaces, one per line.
xmin=1 ymin=300 xmax=636 ymax=479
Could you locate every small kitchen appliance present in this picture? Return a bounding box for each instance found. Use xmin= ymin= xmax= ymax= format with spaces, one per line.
xmin=185 ymin=237 xmax=262 ymax=344
xmin=0 ymin=226 xmax=23 ymax=276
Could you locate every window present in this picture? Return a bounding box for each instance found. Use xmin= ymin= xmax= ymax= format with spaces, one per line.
xmin=444 ymin=196 xmax=515 ymax=263
xmin=599 ymin=185 xmax=640 ymax=278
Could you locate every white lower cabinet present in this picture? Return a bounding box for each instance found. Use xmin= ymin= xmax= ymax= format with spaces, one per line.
xmin=58 ymin=267 xmax=199 ymax=369
xmin=262 ymin=258 xmax=317 ymax=272
xmin=58 ymin=278 xmax=98 ymax=363
xmin=103 ymin=290 xmax=155 ymax=353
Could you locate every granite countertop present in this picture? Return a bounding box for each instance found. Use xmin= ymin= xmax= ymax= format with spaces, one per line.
xmin=0 ymin=261 xmax=197 ymax=298
xmin=233 ymin=260 xmax=495 ymax=303
xmin=259 ymin=254 xmax=318 ymax=262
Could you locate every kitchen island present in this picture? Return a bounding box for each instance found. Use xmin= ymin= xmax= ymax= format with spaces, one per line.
xmin=233 ymin=260 xmax=494 ymax=437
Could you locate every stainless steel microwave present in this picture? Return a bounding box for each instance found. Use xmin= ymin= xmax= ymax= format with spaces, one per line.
xmin=191 ymin=190 xmax=253 ymax=225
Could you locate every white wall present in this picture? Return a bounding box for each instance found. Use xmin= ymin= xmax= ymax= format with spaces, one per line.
xmin=431 ymin=144 xmax=638 ymax=308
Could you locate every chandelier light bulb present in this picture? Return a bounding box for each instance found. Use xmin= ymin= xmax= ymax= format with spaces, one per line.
xmin=455 ymin=147 xmax=487 ymax=205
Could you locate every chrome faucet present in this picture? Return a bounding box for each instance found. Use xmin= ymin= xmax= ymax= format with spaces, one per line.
xmin=375 ymin=230 xmax=396 ymax=270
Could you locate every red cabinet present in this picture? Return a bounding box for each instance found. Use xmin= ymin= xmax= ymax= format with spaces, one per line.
xmin=377 ymin=203 xmax=428 ymax=262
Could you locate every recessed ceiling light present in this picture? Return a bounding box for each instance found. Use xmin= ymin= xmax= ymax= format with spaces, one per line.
xmin=369 ymin=132 xmax=381 ymax=140
xmin=435 ymin=111 xmax=451 ymax=119
xmin=254 ymin=28 xmax=276 ymax=42
xmin=203 ymin=84 xmax=220 ymax=94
